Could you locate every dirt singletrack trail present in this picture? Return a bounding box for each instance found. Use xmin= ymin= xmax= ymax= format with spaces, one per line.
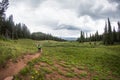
xmin=0 ymin=53 xmax=41 ymax=80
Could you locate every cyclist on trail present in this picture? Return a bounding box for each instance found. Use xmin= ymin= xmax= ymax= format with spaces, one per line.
xmin=37 ymin=44 xmax=42 ymax=53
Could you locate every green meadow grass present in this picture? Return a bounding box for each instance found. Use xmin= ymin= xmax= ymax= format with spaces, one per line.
xmin=14 ymin=40 xmax=120 ymax=80
xmin=0 ymin=39 xmax=120 ymax=80
xmin=0 ymin=39 xmax=37 ymax=67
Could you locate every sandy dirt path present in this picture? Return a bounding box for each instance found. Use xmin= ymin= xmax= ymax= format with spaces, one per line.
xmin=0 ymin=53 xmax=41 ymax=80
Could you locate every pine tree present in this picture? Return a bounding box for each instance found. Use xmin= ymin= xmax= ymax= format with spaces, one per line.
xmin=107 ymin=18 xmax=113 ymax=44
xmin=0 ymin=0 xmax=9 ymax=16
xmin=80 ymin=31 xmax=85 ymax=42
xmin=113 ymin=27 xmax=117 ymax=42
xmin=16 ymin=23 xmax=23 ymax=38
xmin=77 ymin=31 xmax=85 ymax=43
xmin=95 ymin=30 xmax=99 ymax=41
xmin=89 ymin=33 xmax=92 ymax=42
xmin=22 ymin=24 xmax=31 ymax=38
xmin=8 ymin=15 xmax=15 ymax=39
xmin=85 ymin=32 xmax=88 ymax=42
xmin=117 ymin=21 xmax=120 ymax=42
xmin=103 ymin=22 xmax=108 ymax=44
xmin=0 ymin=0 xmax=9 ymax=35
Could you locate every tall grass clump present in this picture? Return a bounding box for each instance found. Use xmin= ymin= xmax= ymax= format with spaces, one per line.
xmin=0 ymin=39 xmax=37 ymax=67
xmin=0 ymin=46 xmax=12 ymax=68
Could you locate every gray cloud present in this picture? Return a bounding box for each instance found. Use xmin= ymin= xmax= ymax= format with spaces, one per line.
xmin=81 ymin=3 xmax=118 ymax=20
xmin=54 ymin=24 xmax=93 ymax=33
xmin=54 ymin=24 xmax=80 ymax=30
xmin=10 ymin=0 xmax=46 ymax=8
xmin=27 ymin=0 xmax=46 ymax=8
xmin=10 ymin=0 xmax=120 ymax=20
xmin=108 ymin=0 xmax=120 ymax=3
xmin=56 ymin=0 xmax=120 ymax=20
xmin=6 ymin=0 xmax=120 ymax=37
xmin=108 ymin=0 xmax=120 ymax=10
xmin=107 ymin=0 xmax=120 ymax=20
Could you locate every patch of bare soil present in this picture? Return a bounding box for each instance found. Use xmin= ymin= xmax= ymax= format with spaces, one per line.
xmin=37 ymin=61 xmax=91 ymax=80
xmin=0 ymin=53 xmax=41 ymax=80
xmin=46 ymin=71 xmax=80 ymax=80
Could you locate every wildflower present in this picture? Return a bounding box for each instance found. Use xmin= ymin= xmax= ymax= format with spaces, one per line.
xmin=35 ymin=70 xmax=38 ymax=74
xmin=32 ymin=76 xmax=34 ymax=79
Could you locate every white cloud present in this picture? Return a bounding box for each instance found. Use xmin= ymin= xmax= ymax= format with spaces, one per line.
xmin=6 ymin=0 xmax=119 ymax=37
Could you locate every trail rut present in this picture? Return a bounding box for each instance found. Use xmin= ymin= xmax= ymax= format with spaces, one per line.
xmin=0 ymin=53 xmax=41 ymax=80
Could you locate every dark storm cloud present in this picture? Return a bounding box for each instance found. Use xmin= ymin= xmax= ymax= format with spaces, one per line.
xmin=54 ymin=24 xmax=92 ymax=32
xmin=54 ymin=24 xmax=80 ymax=30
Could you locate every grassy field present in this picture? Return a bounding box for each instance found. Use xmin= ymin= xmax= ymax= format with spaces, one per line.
xmin=0 ymin=39 xmax=120 ymax=80
xmin=0 ymin=39 xmax=37 ymax=68
xmin=14 ymin=40 xmax=120 ymax=80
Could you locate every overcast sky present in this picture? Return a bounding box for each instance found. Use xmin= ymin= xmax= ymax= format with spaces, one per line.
xmin=6 ymin=0 xmax=120 ymax=38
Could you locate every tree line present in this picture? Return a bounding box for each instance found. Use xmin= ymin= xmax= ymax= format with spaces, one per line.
xmin=103 ymin=18 xmax=120 ymax=45
xmin=77 ymin=31 xmax=102 ymax=42
xmin=77 ymin=18 xmax=120 ymax=45
xmin=0 ymin=15 xmax=31 ymax=39
xmin=0 ymin=0 xmax=31 ymax=39
xmin=31 ymin=32 xmax=65 ymax=41
xmin=1 ymin=0 xmax=120 ymax=43
xmin=0 ymin=0 xmax=64 ymax=41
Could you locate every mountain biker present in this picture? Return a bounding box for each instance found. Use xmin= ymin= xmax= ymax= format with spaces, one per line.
xmin=37 ymin=44 xmax=42 ymax=52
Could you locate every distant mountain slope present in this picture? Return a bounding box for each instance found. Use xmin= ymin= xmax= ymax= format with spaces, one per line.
xmin=31 ymin=32 xmax=65 ymax=41
xmin=62 ymin=37 xmax=77 ymax=41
